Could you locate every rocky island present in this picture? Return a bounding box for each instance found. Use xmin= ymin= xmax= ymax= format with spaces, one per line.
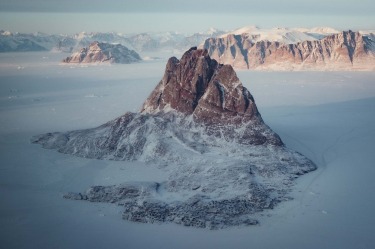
xmin=62 ymin=41 xmax=141 ymax=64
xmin=33 ymin=47 xmax=316 ymax=229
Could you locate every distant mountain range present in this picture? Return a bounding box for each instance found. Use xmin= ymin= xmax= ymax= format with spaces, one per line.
xmin=201 ymin=27 xmax=375 ymax=71
xmin=1 ymin=26 xmax=374 ymax=70
xmin=0 ymin=28 xmax=224 ymax=54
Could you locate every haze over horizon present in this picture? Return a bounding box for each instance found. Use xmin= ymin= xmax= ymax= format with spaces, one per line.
xmin=0 ymin=0 xmax=374 ymax=34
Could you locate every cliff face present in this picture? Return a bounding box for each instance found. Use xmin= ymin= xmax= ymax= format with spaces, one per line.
xmin=141 ymin=48 xmax=260 ymax=126
xmin=202 ymin=31 xmax=375 ymax=71
xmin=63 ymin=41 xmax=141 ymax=64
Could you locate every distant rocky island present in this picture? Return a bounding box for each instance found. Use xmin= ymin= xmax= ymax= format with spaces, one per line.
xmin=32 ymin=47 xmax=316 ymax=229
xmin=62 ymin=41 xmax=141 ymax=64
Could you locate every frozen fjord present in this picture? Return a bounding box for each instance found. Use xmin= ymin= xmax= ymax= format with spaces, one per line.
xmin=1 ymin=52 xmax=375 ymax=248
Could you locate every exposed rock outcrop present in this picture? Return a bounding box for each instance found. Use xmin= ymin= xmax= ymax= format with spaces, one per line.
xmin=32 ymin=47 xmax=316 ymax=229
xmin=141 ymin=48 xmax=282 ymax=145
xmin=62 ymin=41 xmax=141 ymax=64
xmin=142 ymin=51 xmax=257 ymax=117
xmin=202 ymin=30 xmax=375 ymax=71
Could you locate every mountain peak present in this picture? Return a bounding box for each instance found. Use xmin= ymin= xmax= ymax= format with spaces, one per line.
xmin=141 ymin=47 xmax=260 ymax=125
xmin=141 ymin=47 xmax=216 ymax=115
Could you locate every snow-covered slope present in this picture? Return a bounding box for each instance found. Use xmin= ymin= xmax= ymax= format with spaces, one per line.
xmin=32 ymin=47 xmax=315 ymax=229
xmin=308 ymin=27 xmax=340 ymax=35
xmin=221 ymin=26 xmax=318 ymax=44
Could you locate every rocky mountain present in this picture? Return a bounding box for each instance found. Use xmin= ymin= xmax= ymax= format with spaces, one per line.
xmin=202 ymin=30 xmax=375 ymax=71
xmin=124 ymin=29 xmax=225 ymax=52
xmin=127 ymin=33 xmax=160 ymax=52
xmin=62 ymin=41 xmax=141 ymax=64
xmin=32 ymin=47 xmax=316 ymax=229
xmin=0 ymin=30 xmax=54 ymax=52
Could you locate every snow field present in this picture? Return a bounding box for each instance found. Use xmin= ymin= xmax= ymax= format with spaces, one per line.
xmin=1 ymin=52 xmax=375 ymax=248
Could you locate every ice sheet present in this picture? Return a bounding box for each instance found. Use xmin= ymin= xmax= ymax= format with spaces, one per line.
xmin=1 ymin=52 xmax=375 ymax=249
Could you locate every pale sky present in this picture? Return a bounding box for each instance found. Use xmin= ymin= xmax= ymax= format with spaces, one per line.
xmin=0 ymin=0 xmax=374 ymax=34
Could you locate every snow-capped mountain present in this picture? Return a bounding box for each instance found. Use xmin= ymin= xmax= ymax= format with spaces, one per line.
xmin=202 ymin=30 xmax=375 ymax=71
xmin=0 ymin=30 xmax=136 ymax=53
xmin=124 ymin=29 xmax=225 ymax=52
xmin=220 ymin=26 xmax=319 ymax=44
xmin=62 ymin=41 xmax=141 ymax=64
xmin=127 ymin=33 xmax=159 ymax=51
xmin=0 ymin=28 xmax=225 ymax=54
xmin=70 ymin=32 xmax=134 ymax=53
xmin=32 ymin=47 xmax=315 ymax=229
xmin=0 ymin=30 xmax=57 ymax=52
xmin=308 ymin=27 xmax=340 ymax=35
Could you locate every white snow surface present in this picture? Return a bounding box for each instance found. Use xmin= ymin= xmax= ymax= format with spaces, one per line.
xmin=1 ymin=52 xmax=375 ymax=248
xmin=219 ymin=26 xmax=340 ymax=44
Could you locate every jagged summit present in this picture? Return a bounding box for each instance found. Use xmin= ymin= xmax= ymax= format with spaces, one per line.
xmin=62 ymin=41 xmax=141 ymax=64
xmin=141 ymin=47 xmax=260 ymax=126
xmin=32 ymin=48 xmax=315 ymax=229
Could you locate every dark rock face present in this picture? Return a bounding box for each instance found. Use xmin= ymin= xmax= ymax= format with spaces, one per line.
xmin=142 ymin=48 xmax=260 ymax=123
xmin=33 ymin=47 xmax=315 ymax=229
xmin=140 ymin=48 xmax=279 ymax=145
xmin=62 ymin=41 xmax=142 ymax=64
xmin=203 ymin=30 xmax=375 ymax=70
xmin=142 ymin=48 xmax=218 ymax=115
